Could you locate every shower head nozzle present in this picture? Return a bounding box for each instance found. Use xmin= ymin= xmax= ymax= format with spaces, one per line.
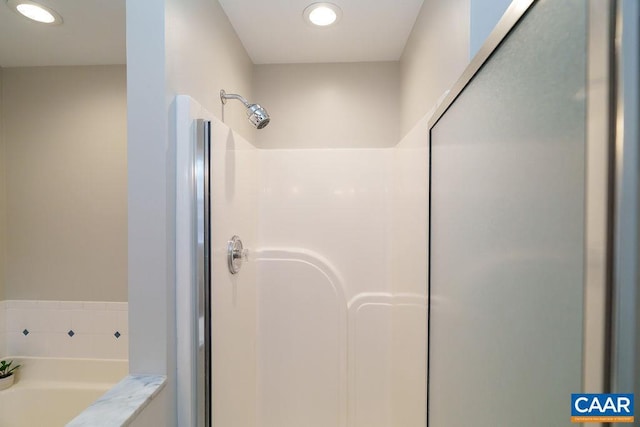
xmin=247 ymin=104 xmax=270 ymax=129
xmin=220 ymin=89 xmax=270 ymax=129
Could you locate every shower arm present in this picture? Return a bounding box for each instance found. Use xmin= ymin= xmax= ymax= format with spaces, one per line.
xmin=220 ymin=90 xmax=250 ymax=108
xmin=219 ymin=88 xmax=270 ymax=130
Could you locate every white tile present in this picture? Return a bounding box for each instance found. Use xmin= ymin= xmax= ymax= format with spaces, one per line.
xmin=106 ymin=302 xmax=128 ymax=312
xmin=6 ymin=332 xmax=24 ymax=355
xmin=83 ymin=302 xmax=107 ymax=311
xmin=37 ymin=300 xmax=61 ymax=309
xmin=45 ymin=333 xmax=67 ymax=358
xmin=35 ymin=309 xmax=72 ymax=333
xmin=92 ymin=334 xmax=123 ymax=360
xmin=115 ymin=334 xmax=129 ymax=360
xmin=55 ymin=334 xmax=76 ymax=358
xmin=78 ymin=333 xmax=98 ymax=359
xmin=31 ymin=332 xmax=49 ymax=357
xmin=92 ymin=310 xmax=119 ymax=335
xmin=90 ymin=334 xmax=111 ymax=359
xmin=117 ymin=310 xmax=129 ymax=335
xmin=70 ymin=310 xmax=95 ymax=334
xmin=6 ymin=309 xmax=36 ymax=334
xmin=7 ymin=300 xmax=38 ymax=309
xmin=1 ymin=300 xmax=132 ymax=359
xmin=6 ymin=331 xmax=46 ymax=357
xmin=59 ymin=301 xmax=83 ymax=310
xmin=59 ymin=332 xmax=94 ymax=359
xmin=27 ymin=309 xmax=46 ymax=333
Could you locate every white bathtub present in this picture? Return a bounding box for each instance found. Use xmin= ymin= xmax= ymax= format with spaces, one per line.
xmin=0 ymin=357 xmax=128 ymax=427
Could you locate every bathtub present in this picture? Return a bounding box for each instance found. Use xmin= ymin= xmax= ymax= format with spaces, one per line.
xmin=0 ymin=357 xmax=128 ymax=427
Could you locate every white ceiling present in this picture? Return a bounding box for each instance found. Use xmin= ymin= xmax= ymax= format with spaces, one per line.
xmin=0 ymin=0 xmax=125 ymax=67
xmin=0 ymin=0 xmax=424 ymax=67
xmin=218 ymin=0 xmax=425 ymax=64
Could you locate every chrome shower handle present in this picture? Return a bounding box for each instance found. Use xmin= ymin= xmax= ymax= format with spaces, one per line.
xmin=227 ymin=235 xmax=248 ymax=274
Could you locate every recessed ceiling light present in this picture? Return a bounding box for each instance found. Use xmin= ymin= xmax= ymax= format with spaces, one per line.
xmin=6 ymin=0 xmax=63 ymax=25
xmin=303 ymin=2 xmax=342 ymax=27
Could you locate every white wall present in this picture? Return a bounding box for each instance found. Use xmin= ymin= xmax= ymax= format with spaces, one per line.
xmin=126 ymin=0 xmax=171 ymax=389
xmin=399 ymin=0 xmax=514 ymax=135
xmin=166 ymin=0 xmax=255 ymax=141
xmin=1 ymin=66 xmax=127 ymax=302
xmin=253 ymin=62 xmax=400 ymax=149
xmin=126 ymin=2 xmax=177 ymax=424
xmin=126 ymin=0 xmax=255 ymax=424
xmin=400 ymin=0 xmax=470 ymax=136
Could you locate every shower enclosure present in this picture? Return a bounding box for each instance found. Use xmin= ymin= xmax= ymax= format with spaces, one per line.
xmin=173 ymin=0 xmax=639 ymax=426
xmin=176 ymin=95 xmax=427 ymax=427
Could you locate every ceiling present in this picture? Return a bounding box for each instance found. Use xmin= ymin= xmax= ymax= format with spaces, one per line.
xmin=0 ymin=0 xmax=125 ymax=67
xmin=218 ymin=0 xmax=424 ymax=64
xmin=0 ymin=0 xmax=424 ymax=67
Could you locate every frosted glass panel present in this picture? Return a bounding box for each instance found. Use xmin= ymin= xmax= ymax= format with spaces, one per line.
xmin=429 ymin=1 xmax=586 ymax=426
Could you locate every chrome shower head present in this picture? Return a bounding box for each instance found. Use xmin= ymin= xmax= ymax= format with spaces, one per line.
xmin=220 ymin=90 xmax=270 ymax=129
xmin=247 ymin=104 xmax=270 ymax=129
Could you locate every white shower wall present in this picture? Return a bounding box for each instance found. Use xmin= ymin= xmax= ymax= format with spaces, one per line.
xmin=176 ymin=98 xmax=428 ymax=427
xmin=390 ymin=113 xmax=431 ymax=427
xmin=258 ymin=149 xmax=393 ymax=299
xmin=256 ymin=147 xmax=427 ymax=427
xmin=209 ymin=119 xmax=259 ymax=427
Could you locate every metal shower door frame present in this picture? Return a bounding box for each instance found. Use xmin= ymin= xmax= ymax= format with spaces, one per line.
xmin=195 ymin=119 xmax=212 ymax=427
xmin=610 ymin=0 xmax=640 ymax=415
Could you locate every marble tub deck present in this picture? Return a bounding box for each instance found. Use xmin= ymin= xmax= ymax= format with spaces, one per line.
xmin=66 ymin=374 xmax=166 ymax=427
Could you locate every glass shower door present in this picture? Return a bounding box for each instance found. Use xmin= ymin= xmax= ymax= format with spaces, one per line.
xmin=428 ymin=0 xmax=612 ymax=425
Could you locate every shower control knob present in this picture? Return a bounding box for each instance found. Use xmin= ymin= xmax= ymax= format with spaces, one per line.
xmin=227 ymin=235 xmax=246 ymax=274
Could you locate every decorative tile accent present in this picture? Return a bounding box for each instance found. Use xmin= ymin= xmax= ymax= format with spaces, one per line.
xmin=2 ymin=300 xmax=129 ymax=360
